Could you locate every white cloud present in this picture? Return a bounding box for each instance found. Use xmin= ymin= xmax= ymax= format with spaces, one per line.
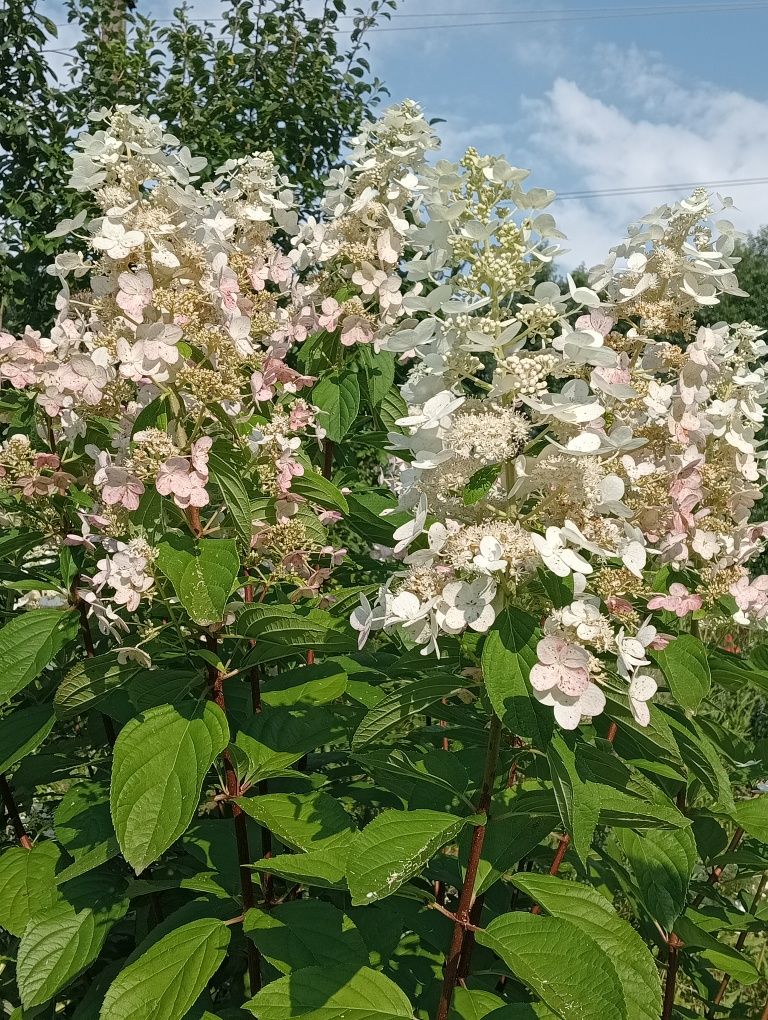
xmin=523 ymin=47 xmax=768 ymax=267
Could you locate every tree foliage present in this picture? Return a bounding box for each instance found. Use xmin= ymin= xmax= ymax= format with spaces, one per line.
xmin=0 ymin=0 xmax=394 ymax=334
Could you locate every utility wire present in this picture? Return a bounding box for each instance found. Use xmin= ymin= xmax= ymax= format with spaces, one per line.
xmin=555 ymin=175 xmax=768 ymax=201
xmin=45 ymin=0 xmax=768 ymax=35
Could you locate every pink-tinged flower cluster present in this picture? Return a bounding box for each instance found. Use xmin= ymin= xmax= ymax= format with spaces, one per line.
xmin=349 ymin=141 xmax=768 ymax=733
xmin=156 ymin=438 xmax=212 ymax=510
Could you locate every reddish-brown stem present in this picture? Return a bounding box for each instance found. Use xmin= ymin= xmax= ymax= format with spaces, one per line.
xmin=693 ymin=827 xmax=745 ymax=907
xmin=435 ymin=714 xmax=502 ymax=1020
xmin=761 ymin=998 xmax=768 ymax=1020
xmin=0 ymin=774 xmax=32 ymax=849
xmin=606 ymin=721 xmax=618 ymax=742
xmin=186 ymin=506 xmax=203 ymax=537
xmin=205 ymin=638 xmax=261 ymax=993
xmin=456 ymin=893 xmax=485 ymax=980
xmin=662 ymin=933 xmax=683 ymax=1020
xmin=707 ymin=870 xmax=768 ymax=1016
xmin=530 ymin=834 xmax=571 ymax=915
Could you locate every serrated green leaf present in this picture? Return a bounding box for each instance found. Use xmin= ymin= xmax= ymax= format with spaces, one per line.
xmin=100 ymin=918 xmax=230 ymax=1020
xmin=674 ymin=913 xmax=759 ymax=985
xmin=511 ymin=874 xmax=662 ymax=1020
xmin=18 ymin=878 xmax=128 ymax=1010
xmin=236 ymin=604 xmax=356 ymax=663
xmin=734 ymin=794 xmax=768 ymax=842
xmin=244 ymin=900 xmax=368 ymax=974
xmin=0 ymin=842 xmax=61 ymax=937
xmin=55 ymin=652 xmax=142 ymax=719
xmin=614 ymin=826 xmax=696 ymax=930
xmin=547 ymin=732 xmax=599 ymax=867
xmin=55 ymin=780 xmax=116 ymax=863
xmin=156 ymin=537 xmax=239 ymax=626
xmin=234 ymin=707 xmax=338 ymax=785
xmin=111 ymin=701 xmax=229 ymax=872
xmin=449 ymin=989 xmax=507 ymax=1020
xmin=463 ymin=463 xmax=501 ymax=506
xmin=251 ymin=844 xmax=351 ymax=889
xmin=208 ymin=448 xmax=253 ymax=543
xmin=482 ymin=608 xmax=553 ymax=748
xmin=260 ymin=662 xmax=348 ymax=708
xmin=0 ymin=703 xmax=55 ymax=773
xmin=476 ymin=911 xmax=627 ymax=1020
xmin=346 ymin=808 xmax=468 ymax=905
xmin=235 ymin=790 xmax=356 ymax=851
xmin=0 ymin=609 xmax=78 ymax=705
xmin=290 ymin=470 xmax=349 ymax=514
xmin=245 ymin=964 xmax=414 ymax=1020
xmin=358 ymin=345 xmax=395 ymax=408
xmin=312 ymin=370 xmax=360 ymax=442
xmin=651 ymin=634 xmax=710 ymax=711
xmin=351 ymin=676 xmax=464 ymax=750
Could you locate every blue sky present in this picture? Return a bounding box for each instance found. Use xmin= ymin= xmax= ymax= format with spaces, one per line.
xmin=42 ymin=0 xmax=768 ymax=266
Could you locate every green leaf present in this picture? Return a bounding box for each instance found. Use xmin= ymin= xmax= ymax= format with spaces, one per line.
xmin=482 ymin=608 xmax=553 ymax=748
xmin=18 ymin=889 xmax=126 ymax=1010
xmin=55 ymin=780 xmax=117 ymax=864
xmin=0 ymin=703 xmax=55 ymax=773
xmin=0 ymin=842 xmax=61 ymax=937
xmin=244 ymin=900 xmax=368 ymax=974
xmin=476 ymin=912 xmax=626 ymax=1020
xmin=351 ymin=676 xmax=464 ymax=750
xmin=55 ymin=652 xmax=143 ymax=720
xmin=290 ymin=470 xmax=349 ymax=514
xmin=345 ymin=492 xmax=409 ymax=547
xmin=346 ymin=808 xmax=469 ymax=905
xmin=358 ymin=345 xmax=395 ymax=407
xmin=245 ymin=965 xmax=414 ymax=1020
xmin=233 ymin=707 xmax=338 ymax=784
xmin=236 ymin=604 xmax=355 ymax=663
xmin=650 ymin=634 xmax=710 ymax=711
xmin=251 ymin=845 xmax=351 ymax=889
xmin=208 ymin=448 xmax=253 ymax=543
xmin=235 ymin=791 xmax=356 ymax=851
xmin=312 ymin=369 xmax=360 ymax=442
xmin=463 ymin=463 xmax=501 ymax=506
xmin=511 ymin=873 xmax=662 ymax=1020
xmin=449 ymin=989 xmax=507 ymax=1020
xmin=674 ymin=913 xmax=759 ymax=985
xmin=111 ymin=701 xmax=229 ymax=872
xmin=100 ymin=918 xmax=230 ymax=1020
xmin=734 ymin=795 xmax=768 ymax=842
xmin=614 ymin=826 xmax=696 ymax=930
xmin=260 ymin=662 xmax=348 ymax=708
xmin=547 ymin=732 xmax=599 ymax=867
xmin=156 ymin=537 xmax=239 ymax=626
xmin=0 ymin=609 xmax=78 ymax=705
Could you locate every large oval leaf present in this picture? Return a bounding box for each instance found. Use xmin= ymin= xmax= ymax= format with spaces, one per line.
xmin=476 ymin=912 xmax=626 ymax=1020
xmin=111 ymin=701 xmax=229 ymax=872
xmin=511 ymin=874 xmax=661 ymax=1020
xmin=100 ymin=918 xmax=230 ymax=1020
xmin=0 ymin=609 xmax=78 ymax=705
xmin=245 ymin=964 xmax=414 ymax=1020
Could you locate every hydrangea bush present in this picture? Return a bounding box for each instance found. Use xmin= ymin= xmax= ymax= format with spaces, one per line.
xmin=1 ymin=102 xmax=768 ymax=1020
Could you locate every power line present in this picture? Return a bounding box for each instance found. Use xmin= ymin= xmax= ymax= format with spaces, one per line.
xmin=44 ymin=0 xmax=768 ymax=35
xmin=555 ymin=175 xmax=768 ymax=201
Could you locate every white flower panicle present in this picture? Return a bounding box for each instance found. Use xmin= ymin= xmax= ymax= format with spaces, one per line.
xmin=350 ymin=135 xmax=768 ymax=732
